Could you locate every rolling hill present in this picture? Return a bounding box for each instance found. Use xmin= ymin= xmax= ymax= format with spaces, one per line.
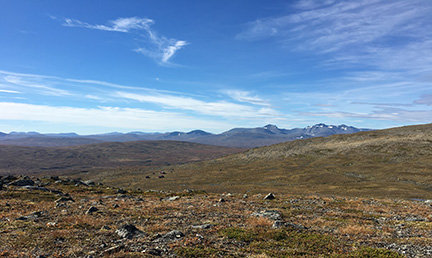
xmin=76 ymin=123 xmax=432 ymax=199
xmin=0 ymin=141 xmax=245 ymax=175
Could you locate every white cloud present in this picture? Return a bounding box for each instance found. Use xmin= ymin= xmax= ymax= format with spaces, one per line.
xmin=62 ymin=17 xmax=188 ymax=65
xmin=237 ymin=0 xmax=432 ymax=71
xmin=4 ymin=75 xmax=71 ymax=96
xmin=0 ymin=89 xmax=21 ymax=94
xmin=116 ymin=91 xmax=279 ymax=119
xmin=0 ymin=102 xmax=232 ymax=132
xmin=223 ymin=90 xmax=271 ymax=107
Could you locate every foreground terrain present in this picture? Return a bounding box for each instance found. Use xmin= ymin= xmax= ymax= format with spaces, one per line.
xmin=1 ymin=176 xmax=431 ymax=257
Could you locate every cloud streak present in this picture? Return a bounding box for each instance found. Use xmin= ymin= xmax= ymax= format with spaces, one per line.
xmin=116 ymin=91 xmax=279 ymax=120
xmin=0 ymin=102 xmax=232 ymax=132
xmin=62 ymin=17 xmax=188 ymax=65
xmin=237 ymin=0 xmax=432 ymax=71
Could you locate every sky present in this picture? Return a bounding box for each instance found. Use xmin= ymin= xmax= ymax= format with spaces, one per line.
xmin=0 ymin=0 xmax=431 ymax=134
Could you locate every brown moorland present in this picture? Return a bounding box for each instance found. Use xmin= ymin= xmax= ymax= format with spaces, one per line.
xmin=0 ymin=141 xmax=245 ymax=175
xmin=72 ymin=123 xmax=432 ymax=199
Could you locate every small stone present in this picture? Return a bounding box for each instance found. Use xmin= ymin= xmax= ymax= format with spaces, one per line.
xmin=100 ymin=225 xmax=111 ymax=231
xmin=218 ymin=198 xmax=226 ymax=203
xmin=86 ymin=206 xmax=99 ymax=215
xmin=83 ymin=180 xmax=95 ymax=186
xmin=55 ymin=196 xmax=74 ymax=203
xmin=8 ymin=179 xmax=35 ymax=187
xmin=155 ymin=230 xmax=184 ymax=242
xmin=264 ymin=193 xmax=275 ymax=200
xmin=116 ymin=224 xmax=145 ymax=239
xmin=191 ymin=224 xmax=213 ymax=229
xmin=116 ymin=189 xmax=127 ymax=194
xmin=112 ymin=204 xmax=120 ymax=209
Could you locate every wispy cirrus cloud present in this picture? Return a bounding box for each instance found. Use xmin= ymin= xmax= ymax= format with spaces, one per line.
xmin=223 ymin=90 xmax=271 ymax=107
xmin=61 ymin=17 xmax=188 ymax=65
xmin=116 ymin=91 xmax=279 ymax=120
xmin=237 ymin=0 xmax=432 ymax=71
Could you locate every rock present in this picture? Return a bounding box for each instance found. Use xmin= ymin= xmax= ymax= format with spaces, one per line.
xmin=116 ymin=189 xmax=127 ymax=194
xmin=86 ymin=206 xmax=99 ymax=215
xmin=218 ymin=198 xmax=226 ymax=203
xmin=264 ymin=193 xmax=275 ymax=200
xmin=243 ymin=194 xmax=248 ymax=198
xmin=155 ymin=230 xmax=185 ymax=242
xmin=100 ymin=225 xmax=111 ymax=231
xmin=16 ymin=211 xmax=44 ymax=221
xmin=162 ymin=196 xmax=180 ymax=201
xmin=8 ymin=179 xmax=35 ymax=187
xmin=116 ymin=224 xmax=145 ymax=239
xmin=191 ymin=224 xmax=213 ymax=229
xmin=251 ymin=210 xmax=283 ymax=221
xmin=83 ymin=180 xmax=95 ymax=186
xmin=55 ymin=196 xmax=74 ymax=203
xmin=22 ymin=186 xmax=50 ymax=191
xmin=112 ymin=204 xmax=120 ymax=209
xmin=144 ymin=248 xmax=162 ymax=256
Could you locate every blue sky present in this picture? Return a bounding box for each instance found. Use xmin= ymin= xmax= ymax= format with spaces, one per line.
xmin=0 ymin=0 xmax=431 ymax=134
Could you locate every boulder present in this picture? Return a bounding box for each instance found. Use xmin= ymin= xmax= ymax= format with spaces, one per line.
xmin=264 ymin=193 xmax=275 ymax=200
xmin=116 ymin=224 xmax=145 ymax=239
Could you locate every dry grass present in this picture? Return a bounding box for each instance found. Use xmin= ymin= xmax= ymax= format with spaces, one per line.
xmin=1 ymin=177 xmax=429 ymax=257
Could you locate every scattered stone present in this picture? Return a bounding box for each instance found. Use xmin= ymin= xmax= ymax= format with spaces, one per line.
xmin=243 ymin=194 xmax=248 ymax=198
xmin=144 ymin=248 xmax=162 ymax=256
xmin=86 ymin=206 xmax=99 ymax=215
xmin=100 ymin=225 xmax=111 ymax=231
xmin=264 ymin=193 xmax=275 ymax=200
xmin=22 ymin=186 xmax=50 ymax=191
xmin=191 ymin=224 xmax=213 ymax=229
xmin=8 ymin=178 xmax=35 ymax=187
xmin=158 ymin=175 xmax=165 ymax=178
xmin=116 ymin=224 xmax=145 ymax=239
xmin=155 ymin=230 xmax=185 ymax=242
xmin=162 ymin=196 xmax=181 ymax=201
xmin=55 ymin=196 xmax=74 ymax=203
xmin=83 ymin=180 xmax=95 ymax=186
xmin=218 ymin=198 xmax=226 ymax=203
xmin=16 ymin=211 xmax=44 ymax=221
xmin=116 ymin=189 xmax=127 ymax=194
xmin=112 ymin=204 xmax=120 ymax=209
xmin=251 ymin=210 xmax=283 ymax=221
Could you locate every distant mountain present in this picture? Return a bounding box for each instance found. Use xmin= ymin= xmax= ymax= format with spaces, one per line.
xmin=0 ymin=123 xmax=371 ymax=148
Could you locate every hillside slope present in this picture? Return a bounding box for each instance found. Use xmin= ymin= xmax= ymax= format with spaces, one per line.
xmin=83 ymin=123 xmax=432 ymax=199
xmin=0 ymin=141 xmax=245 ymax=175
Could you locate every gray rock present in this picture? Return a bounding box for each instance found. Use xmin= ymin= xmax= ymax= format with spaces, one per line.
xmin=116 ymin=224 xmax=145 ymax=239
xmin=8 ymin=179 xmax=35 ymax=187
xmin=155 ymin=230 xmax=185 ymax=242
xmin=86 ymin=206 xmax=99 ymax=215
xmin=22 ymin=186 xmax=50 ymax=191
xmin=162 ymin=196 xmax=180 ymax=201
xmin=55 ymin=196 xmax=74 ymax=203
xmin=83 ymin=180 xmax=95 ymax=186
xmin=251 ymin=210 xmax=283 ymax=221
xmin=264 ymin=193 xmax=275 ymax=200
xmin=191 ymin=224 xmax=213 ymax=229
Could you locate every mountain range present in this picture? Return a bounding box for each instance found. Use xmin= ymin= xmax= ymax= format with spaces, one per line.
xmin=0 ymin=123 xmax=370 ymax=148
